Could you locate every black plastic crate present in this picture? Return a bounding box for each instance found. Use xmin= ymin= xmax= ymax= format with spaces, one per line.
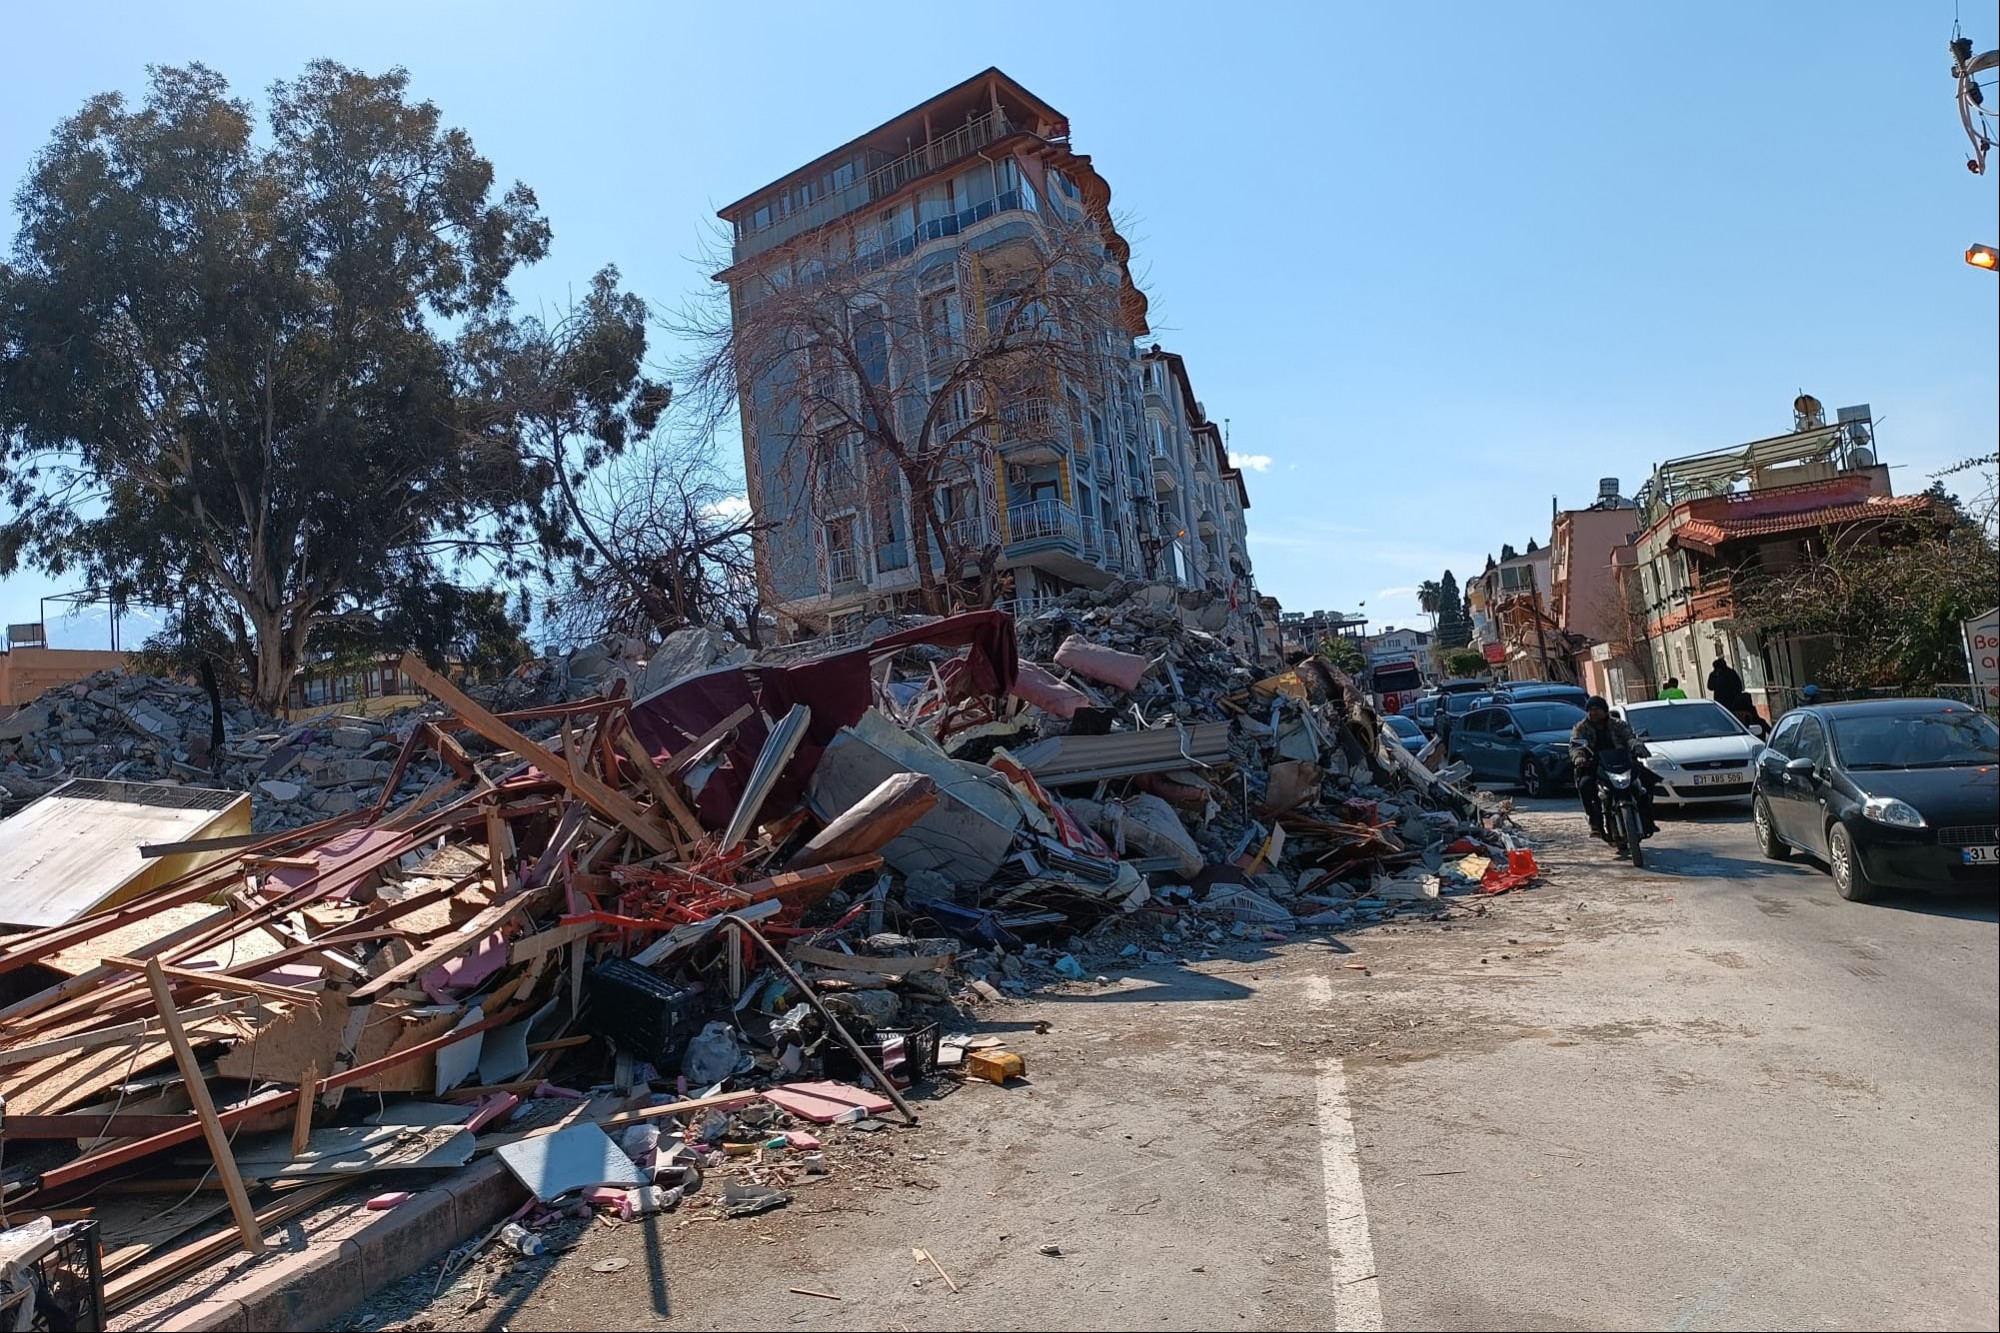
xmin=823 ymin=1021 xmax=940 ymax=1089
xmin=0 ymin=1217 xmax=103 ymax=1331
xmin=583 ymin=959 xmax=703 ymax=1068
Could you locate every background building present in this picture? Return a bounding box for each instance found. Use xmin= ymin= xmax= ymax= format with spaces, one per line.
xmin=714 ymin=69 xmax=1254 ymax=633
xmin=1619 ymin=402 xmax=1935 ymax=712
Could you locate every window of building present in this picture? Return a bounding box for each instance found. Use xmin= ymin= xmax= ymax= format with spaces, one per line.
xmin=922 ymin=292 xmax=957 ymax=364
xmin=875 ymin=489 xmax=909 ymax=572
xmin=832 ymin=161 xmax=856 ymax=191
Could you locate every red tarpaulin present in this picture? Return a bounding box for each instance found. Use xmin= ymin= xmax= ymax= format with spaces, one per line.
xmin=627 ymin=611 xmax=1019 ymax=830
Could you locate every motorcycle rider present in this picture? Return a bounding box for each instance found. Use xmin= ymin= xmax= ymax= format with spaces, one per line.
xmin=1569 ymin=695 xmax=1660 ymax=842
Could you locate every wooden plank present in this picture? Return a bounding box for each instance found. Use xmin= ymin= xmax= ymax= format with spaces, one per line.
xmin=0 ymin=998 xmax=248 ymax=1069
xmin=137 ymin=832 xmax=269 ymax=859
xmin=787 ymin=943 xmax=954 ymax=975
xmin=731 ymin=856 xmax=883 ymax=906
xmin=400 ymin=653 xmax=673 ymax=854
xmin=104 ymin=1181 xmax=346 ymax=1313
xmin=37 ymin=1001 xmax=532 ymax=1194
xmin=142 ymin=958 xmax=265 ymax=1255
xmin=0 ymin=1113 xmax=196 ymax=1139
xmin=350 ymin=882 xmax=552 ymax=1001
xmin=426 ymin=722 xmax=478 ymax=781
xmin=104 ymin=956 xmax=323 ymax=1008
xmin=613 ymin=724 xmax=704 ymax=842
xmin=508 ymin=918 xmax=597 ymax=965
xmin=292 ymin=1063 xmax=318 ymax=1157
xmin=656 ymin=704 xmax=755 ymax=779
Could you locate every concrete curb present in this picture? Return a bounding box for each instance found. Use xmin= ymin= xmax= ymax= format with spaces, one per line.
xmin=147 ymin=1158 xmax=527 ymax=1333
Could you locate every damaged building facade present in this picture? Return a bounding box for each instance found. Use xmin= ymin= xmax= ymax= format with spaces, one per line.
xmin=714 ymin=69 xmax=1256 ymax=634
xmin=1615 ymin=403 xmax=1936 ymax=711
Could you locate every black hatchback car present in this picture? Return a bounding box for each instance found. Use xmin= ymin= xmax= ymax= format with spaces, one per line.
xmin=1752 ymin=698 xmax=2000 ymax=901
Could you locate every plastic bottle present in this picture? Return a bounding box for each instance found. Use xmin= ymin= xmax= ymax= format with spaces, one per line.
xmin=498 ymin=1222 xmax=544 ymax=1257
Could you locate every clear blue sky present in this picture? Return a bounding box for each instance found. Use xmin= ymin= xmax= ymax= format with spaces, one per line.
xmin=3 ymin=0 xmax=1994 ymax=645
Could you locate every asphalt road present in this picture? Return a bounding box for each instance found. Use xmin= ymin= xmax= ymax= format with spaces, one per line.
xmin=346 ymin=798 xmax=1999 ymax=1332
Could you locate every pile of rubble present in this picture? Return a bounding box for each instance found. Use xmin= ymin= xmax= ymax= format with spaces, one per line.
xmin=0 ymin=582 xmax=1533 ymax=1323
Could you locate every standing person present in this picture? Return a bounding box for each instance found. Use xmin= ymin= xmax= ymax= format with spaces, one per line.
xmin=1660 ymin=677 xmax=1688 ymax=700
xmin=1707 ymin=656 xmax=1747 ymax=709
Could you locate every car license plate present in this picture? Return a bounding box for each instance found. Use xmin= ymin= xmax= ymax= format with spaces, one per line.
xmin=1963 ymin=846 xmax=1999 ymax=865
xmin=1690 ymin=773 xmax=1738 ymax=786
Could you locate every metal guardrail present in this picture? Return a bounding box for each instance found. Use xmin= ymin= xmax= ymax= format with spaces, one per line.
xmin=826 ymin=548 xmax=860 ymax=588
xmin=1006 ymin=498 xmax=1080 ymax=545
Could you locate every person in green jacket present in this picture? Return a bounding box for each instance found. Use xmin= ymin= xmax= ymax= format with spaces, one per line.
xmin=1660 ymin=677 xmax=1688 ymax=700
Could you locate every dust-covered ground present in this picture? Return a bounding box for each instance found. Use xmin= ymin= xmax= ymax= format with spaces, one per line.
xmin=342 ymin=799 xmax=1999 ymax=1332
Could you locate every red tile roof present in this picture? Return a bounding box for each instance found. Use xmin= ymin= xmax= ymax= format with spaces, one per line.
xmin=1673 ymin=495 xmax=1935 ymax=554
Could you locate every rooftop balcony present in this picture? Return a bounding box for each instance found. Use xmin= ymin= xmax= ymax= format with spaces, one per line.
xmin=733 ymin=108 xmax=1018 ymax=263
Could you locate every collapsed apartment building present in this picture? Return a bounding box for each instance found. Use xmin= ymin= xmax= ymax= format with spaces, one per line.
xmin=0 ymin=582 xmax=1533 ymax=1328
xmin=714 ymin=68 xmax=1260 ymax=638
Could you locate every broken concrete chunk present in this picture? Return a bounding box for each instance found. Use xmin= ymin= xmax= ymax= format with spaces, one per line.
xmin=330 ymin=725 xmax=376 ymax=749
xmin=257 ymin=779 xmax=304 ymax=803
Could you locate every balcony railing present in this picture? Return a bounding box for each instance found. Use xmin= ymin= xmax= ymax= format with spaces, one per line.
xmin=734 ymin=109 xmax=1017 ymax=261
xmin=1081 ymin=515 xmax=1102 ymax=552
xmin=1151 ymin=452 xmax=1181 ymax=488
xmin=1007 ymin=497 xmax=1081 ymax=546
xmin=999 ymin=397 xmax=1063 ymax=442
xmin=1092 ymin=445 xmax=1113 ymax=475
xmin=826 ymin=548 xmax=860 ymax=588
xmin=946 ymin=516 xmax=994 ymax=551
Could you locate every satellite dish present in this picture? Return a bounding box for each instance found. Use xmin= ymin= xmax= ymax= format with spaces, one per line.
xmin=1793 ymin=394 xmax=1825 ymax=429
xmin=1848 ymin=447 xmax=1876 ymax=469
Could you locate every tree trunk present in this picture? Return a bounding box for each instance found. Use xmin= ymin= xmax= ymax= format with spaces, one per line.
xmin=906 ymin=470 xmax=944 ymax=615
xmin=250 ymin=614 xmax=293 ymax=714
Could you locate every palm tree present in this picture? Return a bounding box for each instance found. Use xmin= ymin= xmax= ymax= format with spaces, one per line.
xmin=1417 ymin=580 xmax=1443 ymax=630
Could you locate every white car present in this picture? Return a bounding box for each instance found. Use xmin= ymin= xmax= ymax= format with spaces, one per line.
xmin=1618 ymin=699 xmax=1767 ymax=807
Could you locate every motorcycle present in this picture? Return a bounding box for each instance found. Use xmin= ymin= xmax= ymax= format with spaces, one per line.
xmin=1574 ymin=742 xmax=1652 ymax=867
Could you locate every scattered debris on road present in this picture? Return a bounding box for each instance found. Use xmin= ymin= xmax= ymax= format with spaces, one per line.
xmin=0 ymin=583 xmax=1541 ymax=1324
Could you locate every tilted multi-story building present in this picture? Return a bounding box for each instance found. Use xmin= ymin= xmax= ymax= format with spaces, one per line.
xmin=713 ymin=68 xmax=1254 ymax=633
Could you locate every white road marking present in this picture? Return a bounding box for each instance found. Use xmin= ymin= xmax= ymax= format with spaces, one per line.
xmin=1311 ymin=975 xmax=1384 ymax=1331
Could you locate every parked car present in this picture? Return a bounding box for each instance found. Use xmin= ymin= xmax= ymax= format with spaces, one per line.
xmin=1435 ymin=688 xmax=1497 ymax=742
xmin=1400 ymin=696 xmax=1440 ymax=737
xmin=1383 ymin=713 xmax=1429 ymax=752
xmin=1619 ymin=699 xmax=1765 ymax=807
xmin=1434 ymin=678 xmax=1493 ymax=697
xmin=1446 ymin=700 xmax=1587 ymax=795
xmin=1751 ymin=698 xmax=2000 ymax=902
xmin=1496 ymin=682 xmax=1590 ymax=710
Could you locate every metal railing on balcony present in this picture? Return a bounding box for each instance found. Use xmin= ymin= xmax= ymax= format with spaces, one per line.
xmin=1081 ymin=515 xmax=1102 ymax=552
xmin=1151 ymin=452 xmax=1181 ymax=487
xmin=1006 ymin=497 xmax=1080 ymax=546
xmin=999 ymin=397 xmax=1063 ymax=442
xmin=946 ymin=516 xmax=995 ymax=551
xmin=734 ymin=109 xmax=1017 ymax=262
xmin=826 ymin=548 xmax=860 ymax=588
